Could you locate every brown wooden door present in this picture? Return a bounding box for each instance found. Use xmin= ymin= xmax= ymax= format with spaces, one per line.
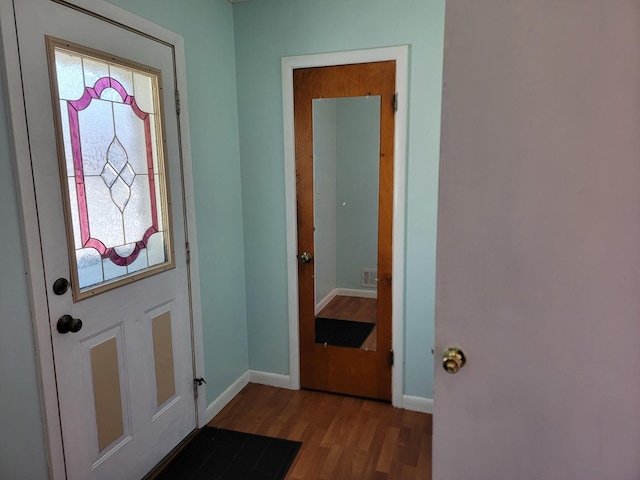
xmin=294 ymin=61 xmax=395 ymax=401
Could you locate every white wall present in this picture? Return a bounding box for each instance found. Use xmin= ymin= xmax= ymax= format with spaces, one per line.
xmin=0 ymin=36 xmax=49 ymax=479
xmin=335 ymin=96 xmax=380 ymax=291
xmin=313 ymin=96 xmax=380 ymax=305
xmin=313 ymin=99 xmax=337 ymax=305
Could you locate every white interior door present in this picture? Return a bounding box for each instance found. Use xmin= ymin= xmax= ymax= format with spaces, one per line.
xmin=13 ymin=1 xmax=196 ymax=479
xmin=434 ymin=1 xmax=640 ymax=479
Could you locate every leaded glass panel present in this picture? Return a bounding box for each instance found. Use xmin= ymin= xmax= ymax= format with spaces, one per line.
xmin=48 ymin=39 xmax=174 ymax=299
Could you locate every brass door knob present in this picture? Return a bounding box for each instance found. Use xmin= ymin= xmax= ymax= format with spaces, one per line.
xmin=298 ymin=252 xmax=313 ymax=263
xmin=442 ymin=347 xmax=466 ymax=374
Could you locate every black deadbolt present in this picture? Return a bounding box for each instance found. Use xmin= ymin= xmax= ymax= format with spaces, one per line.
xmin=53 ymin=278 xmax=70 ymax=296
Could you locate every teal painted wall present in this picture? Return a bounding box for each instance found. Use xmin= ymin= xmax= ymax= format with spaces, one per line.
xmin=234 ymin=0 xmax=445 ymax=397
xmin=106 ymin=0 xmax=249 ymax=404
xmin=335 ymin=96 xmax=380 ymax=291
xmin=0 ymin=39 xmax=49 ymax=480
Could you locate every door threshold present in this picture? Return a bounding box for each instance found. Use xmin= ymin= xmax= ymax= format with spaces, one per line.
xmin=142 ymin=428 xmax=199 ymax=480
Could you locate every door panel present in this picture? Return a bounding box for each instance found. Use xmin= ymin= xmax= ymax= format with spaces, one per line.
xmin=294 ymin=62 xmax=395 ymax=400
xmin=434 ymin=1 xmax=640 ymax=478
xmin=13 ymin=1 xmax=195 ymax=478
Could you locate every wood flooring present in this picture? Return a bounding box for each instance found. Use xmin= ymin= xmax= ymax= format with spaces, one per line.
xmin=317 ymin=295 xmax=377 ymax=323
xmin=317 ymin=296 xmax=378 ymax=350
xmin=209 ymin=383 xmax=432 ymax=479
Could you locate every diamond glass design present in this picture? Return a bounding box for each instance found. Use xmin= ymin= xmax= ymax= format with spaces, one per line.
xmin=51 ymin=45 xmax=172 ymax=293
xmin=101 ymin=137 xmax=135 ymax=212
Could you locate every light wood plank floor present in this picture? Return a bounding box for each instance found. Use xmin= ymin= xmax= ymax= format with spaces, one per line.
xmin=317 ymin=296 xmax=378 ymax=350
xmin=209 ymin=383 xmax=432 ymax=479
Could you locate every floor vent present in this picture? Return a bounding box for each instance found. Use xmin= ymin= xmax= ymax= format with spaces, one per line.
xmin=361 ymin=269 xmax=378 ymax=288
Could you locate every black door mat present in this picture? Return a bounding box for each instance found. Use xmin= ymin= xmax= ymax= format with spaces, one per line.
xmin=155 ymin=427 xmax=301 ymax=480
xmin=315 ymin=317 xmax=375 ymax=348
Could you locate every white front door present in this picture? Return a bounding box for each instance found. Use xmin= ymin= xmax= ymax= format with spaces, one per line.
xmin=434 ymin=1 xmax=640 ymax=479
xmin=12 ymin=1 xmax=196 ymax=479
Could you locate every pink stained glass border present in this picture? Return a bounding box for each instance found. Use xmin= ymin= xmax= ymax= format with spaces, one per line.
xmin=68 ymin=76 xmax=158 ymax=267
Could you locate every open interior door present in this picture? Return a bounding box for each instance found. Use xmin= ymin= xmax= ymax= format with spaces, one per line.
xmin=434 ymin=1 xmax=640 ymax=478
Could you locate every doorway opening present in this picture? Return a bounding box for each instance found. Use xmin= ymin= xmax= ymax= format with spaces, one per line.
xmin=282 ymin=46 xmax=409 ymax=406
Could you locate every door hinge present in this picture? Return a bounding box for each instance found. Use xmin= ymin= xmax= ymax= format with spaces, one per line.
xmin=389 ymin=350 xmax=395 ymax=367
xmin=186 ymin=242 xmax=191 ymax=264
xmin=393 ymin=92 xmax=398 ymax=113
xmin=175 ymin=89 xmax=181 ymax=115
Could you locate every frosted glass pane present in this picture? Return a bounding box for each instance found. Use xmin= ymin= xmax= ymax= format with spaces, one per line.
xmin=106 ymin=137 xmax=128 ymax=174
xmin=112 ymin=102 xmax=147 ymax=174
xmin=124 ymin=176 xmax=152 ymax=244
xmin=60 ymin=100 xmax=74 ymax=177
xmin=109 ymin=65 xmax=134 ymax=97
xmin=121 ymin=164 xmax=135 ymax=186
xmin=114 ymin=244 xmax=136 ymax=257
xmin=77 ymin=248 xmax=104 ymax=288
xmin=100 ymin=88 xmax=124 ymax=103
xmin=133 ymin=72 xmax=155 ymax=113
xmin=147 ymin=232 xmax=166 ymax=267
xmin=150 ymin=114 xmax=160 ymax=172
xmin=67 ymin=178 xmax=82 ymax=249
xmin=55 ymin=51 xmax=84 ymax=101
xmin=78 ymin=100 xmax=115 ymax=175
xmin=83 ymin=58 xmax=109 ymax=89
xmin=154 ymin=174 xmax=164 ymax=232
xmin=109 ymin=177 xmax=131 ymax=212
xmin=101 ymin=164 xmax=118 ymax=188
xmin=150 ymin=116 xmax=164 ymax=232
xmin=85 ymin=176 xmax=125 ymax=247
xmin=103 ymin=257 xmax=127 ymax=282
xmin=127 ymin=250 xmax=148 ymax=274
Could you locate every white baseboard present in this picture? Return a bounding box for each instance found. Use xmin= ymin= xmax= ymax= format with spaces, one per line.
xmin=204 ymin=370 xmax=294 ymax=425
xmin=204 ymin=369 xmax=429 ymax=426
xmin=248 ymin=370 xmax=293 ymax=389
xmin=315 ymin=288 xmax=378 ymax=314
xmin=315 ymin=289 xmax=338 ymax=315
xmin=204 ymin=371 xmax=250 ymax=424
xmin=335 ymin=288 xmax=377 ymax=299
xmin=402 ymin=395 xmax=433 ymax=414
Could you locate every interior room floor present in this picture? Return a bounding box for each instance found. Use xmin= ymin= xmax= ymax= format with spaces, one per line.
xmin=209 ymin=383 xmax=432 ymax=479
xmin=317 ymin=295 xmax=377 ymax=323
xmin=317 ymin=295 xmax=378 ymax=350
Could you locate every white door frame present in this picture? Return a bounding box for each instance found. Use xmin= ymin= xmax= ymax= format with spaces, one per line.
xmin=281 ymin=46 xmax=409 ymax=407
xmin=0 ymin=1 xmax=205 ymax=478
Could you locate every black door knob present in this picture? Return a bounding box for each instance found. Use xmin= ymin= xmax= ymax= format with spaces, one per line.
xmin=57 ymin=314 xmax=83 ymax=334
xmin=52 ymin=278 xmax=70 ymax=295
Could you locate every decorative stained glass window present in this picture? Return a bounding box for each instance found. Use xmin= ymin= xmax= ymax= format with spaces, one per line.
xmin=47 ymin=38 xmax=174 ymax=299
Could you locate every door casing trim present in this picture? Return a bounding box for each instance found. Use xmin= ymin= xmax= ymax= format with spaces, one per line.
xmin=281 ymin=45 xmax=409 ymax=406
xmin=0 ymin=1 xmax=205 ymax=478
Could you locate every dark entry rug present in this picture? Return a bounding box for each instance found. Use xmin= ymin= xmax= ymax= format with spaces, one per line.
xmin=155 ymin=427 xmax=301 ymax=480
xmin=315 ymin=317 xmax=375 ymax=348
